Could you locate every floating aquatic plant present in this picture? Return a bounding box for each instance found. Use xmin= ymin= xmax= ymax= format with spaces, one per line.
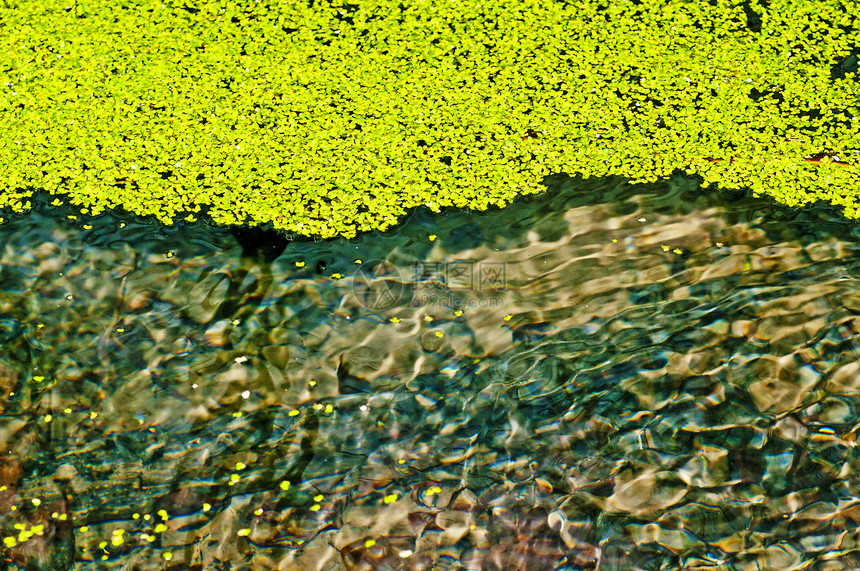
xmin=0 ymin=0 xmax=858 ymax=237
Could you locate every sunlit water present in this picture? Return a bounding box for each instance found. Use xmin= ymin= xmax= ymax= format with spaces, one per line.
xmin=3 ymin=173 xmax=860 ymax=569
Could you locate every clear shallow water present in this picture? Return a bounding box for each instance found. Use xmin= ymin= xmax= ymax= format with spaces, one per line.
xmin=2 ymin=173 xmax=860 ymax=569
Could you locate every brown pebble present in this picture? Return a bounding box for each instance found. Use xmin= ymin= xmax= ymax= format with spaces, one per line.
xmin=0 ymin=359 xmax=18 ymax=414
xmin=535 ymin=478 xmax=553 ymax=494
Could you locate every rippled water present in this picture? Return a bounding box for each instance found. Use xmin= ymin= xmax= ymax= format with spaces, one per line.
xmin=3 ymin=173 xmax=860 ymax=569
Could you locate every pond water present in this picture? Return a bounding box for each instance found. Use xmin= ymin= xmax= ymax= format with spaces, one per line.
xmin=2 ymin=173 xmax=860 ymax=570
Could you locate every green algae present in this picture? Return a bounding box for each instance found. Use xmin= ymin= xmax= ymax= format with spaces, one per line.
xmin=0 ymin=0 xmax=859 ymax=238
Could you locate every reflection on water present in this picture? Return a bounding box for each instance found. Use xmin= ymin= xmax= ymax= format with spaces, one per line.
xmin=3 ymin=174 xmax=860 ymax=569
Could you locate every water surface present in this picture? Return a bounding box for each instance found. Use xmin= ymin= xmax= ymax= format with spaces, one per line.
xmin=2 ymin=174 xmax=860 ymax=570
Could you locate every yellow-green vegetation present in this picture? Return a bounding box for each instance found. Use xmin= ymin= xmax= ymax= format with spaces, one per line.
xmin=1 ymin=0 xmax=859 ymax=237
